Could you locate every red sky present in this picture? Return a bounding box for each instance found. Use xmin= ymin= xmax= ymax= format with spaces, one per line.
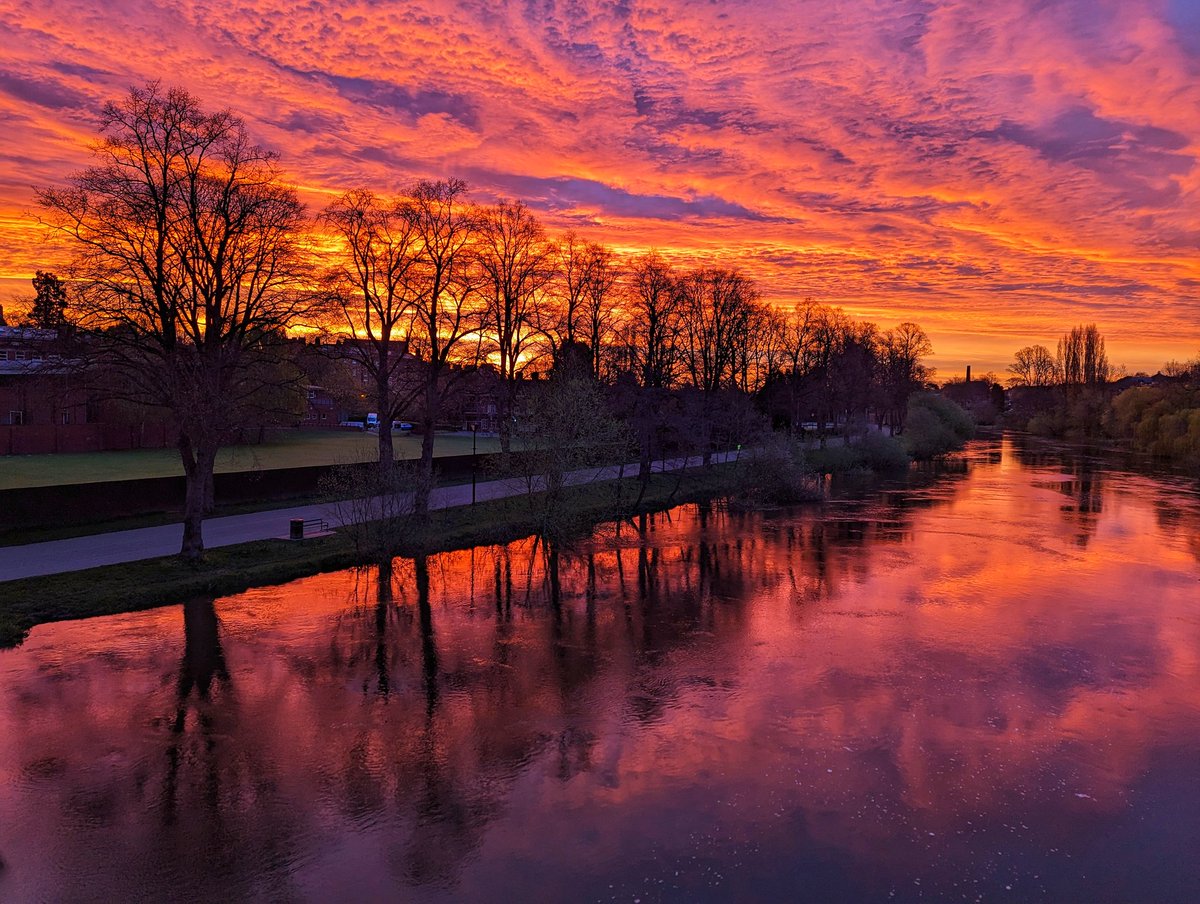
xmin=0 ymin=0 xmax=1198 ymax=374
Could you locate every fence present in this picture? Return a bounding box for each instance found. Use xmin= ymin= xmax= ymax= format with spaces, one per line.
xmin=0 ymin=451 xmax=531 ymax=531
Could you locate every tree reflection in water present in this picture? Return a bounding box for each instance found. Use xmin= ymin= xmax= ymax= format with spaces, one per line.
xmin=163 ymin=597 xmax=229 ymax=827
xmin=2 ymin=438 xmax=1200 ymax=902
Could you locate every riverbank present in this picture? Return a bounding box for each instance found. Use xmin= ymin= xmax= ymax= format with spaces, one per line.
xmin=0 ymin=465 xmax=744 ymax=648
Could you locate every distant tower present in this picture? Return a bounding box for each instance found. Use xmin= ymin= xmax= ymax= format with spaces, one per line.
xmin=965 ymin=365 xmax=972 ymax=383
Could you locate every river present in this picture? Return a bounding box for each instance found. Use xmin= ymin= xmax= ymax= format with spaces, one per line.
xmin=2 ymin=435 xmax=1199 ymax=902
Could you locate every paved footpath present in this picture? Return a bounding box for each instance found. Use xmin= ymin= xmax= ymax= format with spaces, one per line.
xmin=0 ymin=452 xmax=737 ymax=581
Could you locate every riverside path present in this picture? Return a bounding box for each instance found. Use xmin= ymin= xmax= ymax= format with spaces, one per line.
xmin=0 ymin=453 xmax=739 ymax=581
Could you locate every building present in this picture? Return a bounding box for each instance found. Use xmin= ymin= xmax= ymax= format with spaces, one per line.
xmin=0 ymin=325 xmax=89 ymax=427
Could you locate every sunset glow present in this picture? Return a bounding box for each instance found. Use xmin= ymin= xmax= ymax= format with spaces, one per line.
xmin=1 ymin=0 xmax=1198 ymax=372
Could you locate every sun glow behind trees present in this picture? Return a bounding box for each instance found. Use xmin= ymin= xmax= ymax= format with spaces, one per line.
xmin=1 ymin=1 xmax=1197 ymax=373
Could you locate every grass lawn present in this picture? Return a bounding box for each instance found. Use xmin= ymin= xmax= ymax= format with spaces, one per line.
xmin=0 ymin=431 xmax=506 ymax=490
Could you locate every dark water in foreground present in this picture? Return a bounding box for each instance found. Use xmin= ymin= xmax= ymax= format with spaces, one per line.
xmin=2 ymin=436 xmax=1200 ymax=903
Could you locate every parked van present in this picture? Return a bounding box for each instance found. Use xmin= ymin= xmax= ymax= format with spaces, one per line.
xmin=365 ymin=412 xmax=379 ymax=429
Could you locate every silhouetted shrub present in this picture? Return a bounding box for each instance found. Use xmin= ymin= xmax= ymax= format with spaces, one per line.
xmin=0 ymin=612 xmax=30 ymax=649
xmin=805 ymin=444 xmax=862 ymax=475
xmin=805 ymin=432 xmax=910 ymax=475
xmin=735 ymin=435 xmax=820 ymax=506
xmin=903 ymin=393 xmax=975 ymax=459
xmin=319 ymin=461 xmax=429 ymax=557
xmin=857 ymin=432 xmax=911 ymax=472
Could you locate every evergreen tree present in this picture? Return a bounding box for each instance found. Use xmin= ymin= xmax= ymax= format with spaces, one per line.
xmin=28 ymin=271 xmax=69 ymax=329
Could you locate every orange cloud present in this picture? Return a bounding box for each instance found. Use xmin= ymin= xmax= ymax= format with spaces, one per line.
xmin=0 ymin=0 xmax=1196 ymax=373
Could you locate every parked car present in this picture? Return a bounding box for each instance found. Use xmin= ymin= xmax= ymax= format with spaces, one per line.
xmin=392 ymin=421 xmax=413 ymax=431
xmin=338 ymin=420 xmax=366 ymax=431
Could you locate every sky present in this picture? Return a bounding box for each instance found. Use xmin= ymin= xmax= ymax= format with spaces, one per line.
xmin=0 ymin=0 xmax=1197 ymax=375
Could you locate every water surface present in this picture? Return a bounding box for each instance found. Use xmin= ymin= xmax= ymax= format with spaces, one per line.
xmin=2 ymin=436 xmax=1199 ymax=902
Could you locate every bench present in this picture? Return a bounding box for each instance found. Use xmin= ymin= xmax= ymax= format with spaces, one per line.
xmin=289 ymin=517 xmax=329 ymax=540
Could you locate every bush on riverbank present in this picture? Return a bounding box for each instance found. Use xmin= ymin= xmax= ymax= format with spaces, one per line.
xmin=1023 ymin=388 xmax=1111 ymax=442
xmin=857 ymin=432 xmax=913 ymax=471
xmin=734 ymin=436 xmax=821 ymax=506
xmin=1109 ymin=385 xmax=1200 ymax=469
xmin=806 ymin=432 xmax=911 ymax=476
xmin=902 ymin=393 xmax=975 ymax=459
xmin=0 ymin=612 xmax=30 ymax=648
xmin=319 ymin=460 xmax=430 ymax=558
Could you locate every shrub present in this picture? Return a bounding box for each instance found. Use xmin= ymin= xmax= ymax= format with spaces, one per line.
xmin=903 ymin=393 xmax=975 ymax=459
xmin=1110 ymin=386 xmax=1200 ymax=468
xmin=735 ymin=434 xmax=821 ymax=505
xmin=805 ymin=444 xmax=861 ymax=475
xmin=857 ymin=431 xmax=911 ymax=473
xmin=0 ymin=612 xmax=31 ymax=649
xmin=319 ymin=461 xmax=429 ymax=557
xmin=804 ymin=432 xmax=910 ymax=476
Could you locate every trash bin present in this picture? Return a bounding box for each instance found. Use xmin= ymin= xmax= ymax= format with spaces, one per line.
xmin=290 ymin=518 xmax=304 ymax=540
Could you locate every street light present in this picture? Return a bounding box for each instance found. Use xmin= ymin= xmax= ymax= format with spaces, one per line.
xmin=471 ymin=422 xmax=478 ymax=505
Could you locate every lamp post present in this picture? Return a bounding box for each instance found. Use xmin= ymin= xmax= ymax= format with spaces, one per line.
xmin=471 ymin=423 xmax=478 ymax=505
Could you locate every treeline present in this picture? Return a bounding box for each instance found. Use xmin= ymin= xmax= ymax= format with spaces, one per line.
xmin=35 ymin=83 xmax=945 ymax=559
xmin=1003 ymin=324 xmax=1200 ymax=467
xmin=1109 ymin=359 xmax=1200 ymax=467
xmin=1006 ymin=324 xmax=1111 ymax=388
xmin=320 ymin=188 xmax=937 ymax=446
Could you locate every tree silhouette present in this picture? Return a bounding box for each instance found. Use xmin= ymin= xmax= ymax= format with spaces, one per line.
xmin=400 ymin=179 xmax=485 ymax=515
xmin=27 ymin=271 xmax=70 ymax=329
xmin=322 ymin=189 xmax=424 ymax=476
xmin=1008 ymin=344 xmax=1058 ymax=387
xmin=476 ymin=199 xmax=554 ymax=452
xmin=38 ymin=83 xmax=309 ymax=560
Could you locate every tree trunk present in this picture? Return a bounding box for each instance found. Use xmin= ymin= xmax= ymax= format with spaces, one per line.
xmin=415 ymin=377 xmax=438 ymax=516
xmin=378 ymin=424 xmax=394 ymax=479
xmin=497 ymin=379 xmax=514 ymax=454
xmin=377 ymin=373 xmax=394 ymax=478
xmin=179 ymin=439 xmax=217 ymax=562
xmin=201 ymin=466 xmax=215 ymax=515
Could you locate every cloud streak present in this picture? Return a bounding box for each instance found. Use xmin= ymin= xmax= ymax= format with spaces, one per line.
xmin=0 ymin=0 xmax=1197 ymax=372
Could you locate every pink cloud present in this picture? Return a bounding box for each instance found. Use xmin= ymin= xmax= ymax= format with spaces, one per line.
xmin=0 ymin=0 xmax=1196 ymax=372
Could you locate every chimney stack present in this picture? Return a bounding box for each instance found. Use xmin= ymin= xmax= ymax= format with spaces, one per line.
xmin=965 ymin=365 xmax=972 ymax=383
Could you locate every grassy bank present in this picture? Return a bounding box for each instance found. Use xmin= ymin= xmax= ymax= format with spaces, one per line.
xmin=0 ymin=471 xmax=469 ymax=547
xmin=0 ymin=465 xmax=742 ymax=648
xmin=0 ymin=430 xmax=505 ymax=490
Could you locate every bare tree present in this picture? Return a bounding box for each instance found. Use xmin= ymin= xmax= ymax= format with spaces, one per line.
xmin=1057 ymin=325 xmax=1109 ymax=387
xmin=676 ymin=267 xmax=759 ymax=463
xmin=502 ymin=351 xmax=628 ymax=542
xmin=734 ymin=303 xmax=786 ymax=395
xmin=1007 ymin=344 xmax=1058 ymax=387
xmin=877 ymin=321 xmax=932 ymax=432
xmin=679 ymin=267 xmax=758 ymax=395
xmin=552 ymin=231 xmax=589 ymax=348
xmin=624 ymin=252 xmax=682 ymax=390
xmin=617 ymin=253 xmax=683 ymax=482
xmin=38 ymin=83 xmax=309 ymax=560
xmin=579 ymin=241 xmax=622 ymax=382
xmin=321 ymin=189 xmax=421 ymax=476
xmin=476 ymin=199 xmax=554 ymax=452
xmin=780 ymin=298 xmax=823 ymax=376
xmin=400 ymin=178 xmax=484 ymax=514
